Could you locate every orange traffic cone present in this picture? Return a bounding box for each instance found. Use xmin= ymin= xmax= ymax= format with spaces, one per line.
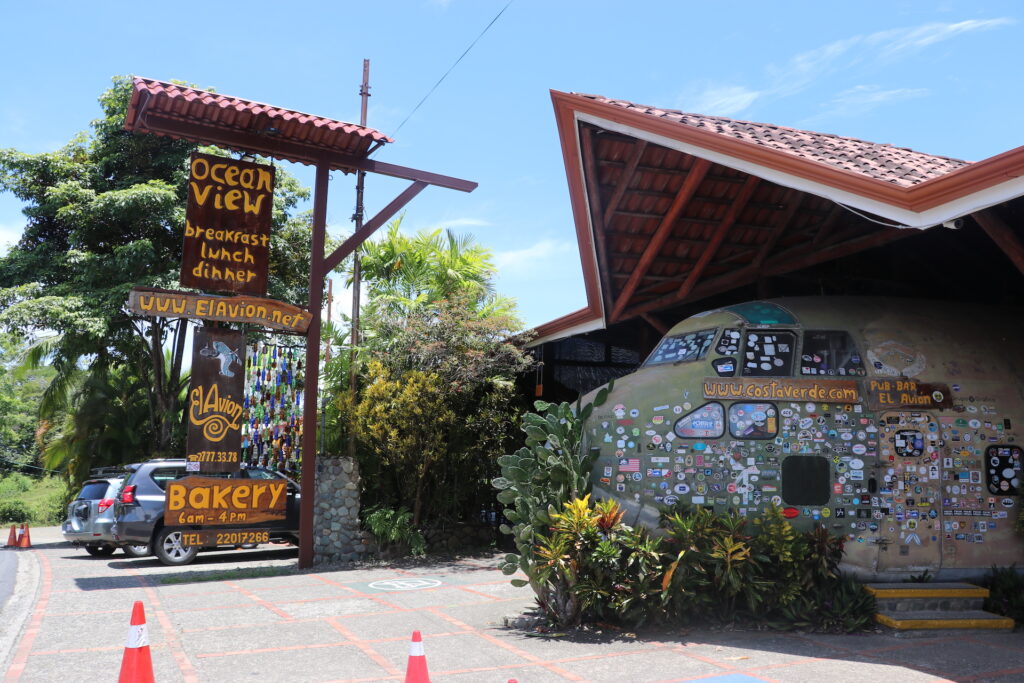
xmin=118 ymin=601 xmax=154 ymax=683
xmin=16 ymin=524 xmax=31 ymax=549
xmin=5 ymin=525 xmax=16 ymax=547
xmin=403 ymin=630 xmax=430 ymax=683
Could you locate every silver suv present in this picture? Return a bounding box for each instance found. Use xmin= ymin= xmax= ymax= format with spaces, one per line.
xmin=111 ymin=459 xmax=299 ymax=566
xmin=61 ymin=474 xmax=149 ymax=558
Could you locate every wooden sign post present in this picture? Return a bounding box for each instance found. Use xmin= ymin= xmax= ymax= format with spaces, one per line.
xmin=185 ymin=327 xmax=246 ymax=473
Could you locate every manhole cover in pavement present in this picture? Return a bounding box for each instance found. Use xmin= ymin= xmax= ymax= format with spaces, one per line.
xmin=367 ymin=578 xmax=442 ymax=591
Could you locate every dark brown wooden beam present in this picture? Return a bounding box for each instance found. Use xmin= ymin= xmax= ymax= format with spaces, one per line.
xmin=620 ymin=219 xmax=917 ymax=321
xmin=323 ymin=181 xmax=428 ymax=273
xmin=751 ymin=190 xmax=804 ymax=271
xmin=811 ymin=203 xmax=845 ymax=246
xmin=973 ymin=209 xmax=1024 ymax=276
xmin=602 ymin=141 xmax=647 ymax=226
xmin=674 ymin=175 xmax=760 ymax=302
xmin=608 ymin=158 xmax=711 ymax=322
xmin=139 ymin=113 xmax=477 ymax=192
xmin=641 ymin=313 xmax=669 ymax=336
xmin=580 ymin=127 xmax=616 ymax=315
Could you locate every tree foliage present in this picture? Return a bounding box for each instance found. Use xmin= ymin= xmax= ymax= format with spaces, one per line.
xmin=0 ymin=334 xmax=55 ymax=469
xmin=332 ymin=220 xmax=533 ymax=534
xmin=0 ymin=76 xmax=312 ymax=484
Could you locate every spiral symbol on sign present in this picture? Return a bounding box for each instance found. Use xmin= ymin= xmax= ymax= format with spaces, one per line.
xmin=193 ymin=413 xmax=231 ymax=442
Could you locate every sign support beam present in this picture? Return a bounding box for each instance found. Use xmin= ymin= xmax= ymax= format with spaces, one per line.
xmin=299 ymin=162 xmax=330 ymax=569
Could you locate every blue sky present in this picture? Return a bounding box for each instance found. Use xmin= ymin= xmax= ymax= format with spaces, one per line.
xmin=2 ymin=1 xmax=1022 ymax=328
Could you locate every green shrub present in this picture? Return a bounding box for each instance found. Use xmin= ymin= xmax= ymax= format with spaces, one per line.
xmin=0 ymin=473 xmax=32 ymax=498
xmin=493 ymin=382 xmax=614 ymax=625
xmin=0 ymin=500 xmax=31 ymax=524
xmin=33 ymin=494 xmax=68 ymax=526
xmin=363 ymin=505 xmax=426 ymax=557
xmin=982 ymin=565 xmax=1024 ymax=626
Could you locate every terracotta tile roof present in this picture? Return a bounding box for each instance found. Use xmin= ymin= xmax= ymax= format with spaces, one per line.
xmin=577 ymin=94 xmax=969 ymax=187
xmin=126 ymin=77 xmax=391 ymax=160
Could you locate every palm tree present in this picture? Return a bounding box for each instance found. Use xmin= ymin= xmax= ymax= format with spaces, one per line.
xmin=355 ymin=216 xmax=517 ymax=327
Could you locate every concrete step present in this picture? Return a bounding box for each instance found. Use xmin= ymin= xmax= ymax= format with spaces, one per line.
xmin=865 ymin=583 xmax=988 ymax=610
xmin=876 ymin=609 xmax=1014 ymax=632
xmin=864 ymin=582 xmax=989 ymax=599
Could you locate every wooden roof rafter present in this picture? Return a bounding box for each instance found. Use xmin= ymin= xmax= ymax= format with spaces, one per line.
xmin=533 ymin=89 xmax=1024 ymax=345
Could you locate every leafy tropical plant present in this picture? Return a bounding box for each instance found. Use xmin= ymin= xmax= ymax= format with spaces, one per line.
xmin=982 ymin=565 xmax=1024 ymax=627
xmin=363 ymin=505 xmax=426 ymax=557
xmin=493 ymin=382 xmax=619 ymax=624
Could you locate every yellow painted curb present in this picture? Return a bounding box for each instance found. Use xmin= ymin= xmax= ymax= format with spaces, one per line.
xmin=875 ymin=613 xmax=1014 ymax=630
xmin=865 ymin=587 xmax=988 ymax=599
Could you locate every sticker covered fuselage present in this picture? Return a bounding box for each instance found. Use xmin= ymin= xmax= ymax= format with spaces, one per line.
xmin=581 ymin=297 xmax=1024 ymax=575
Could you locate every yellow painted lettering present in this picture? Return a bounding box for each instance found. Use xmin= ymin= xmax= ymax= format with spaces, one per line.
xmin=268 ymin=483 xmax=285 ymax=509
xmin=167 ymin=485 xmax=185 ymax=511
xmin=191 ymin=157 xmax=209 ymax=180
xmin=232 ymin=485 xmax=252 ymax=509
xmin=224 ymin=189 xmax=242 ymax=211
xmin=190 ymin=182 xmax=212 ymax=207
xmin=189 ymin=487 xmax=210 ymax=509
xmin=212 ymin=486 xmax=231 ymax=509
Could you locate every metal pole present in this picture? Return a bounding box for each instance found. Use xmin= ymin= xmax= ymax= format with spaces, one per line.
xmin=348 ymin=59 xmax=369 ymax=460
xmin=299 ymin=162 xmax=329 ymax=569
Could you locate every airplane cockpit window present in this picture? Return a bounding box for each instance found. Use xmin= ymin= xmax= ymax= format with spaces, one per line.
xmin=715 ymin=328 xmax=741 ymax=355
xmin=645 ymin=329 xmax=716 ymax=366
xmin=741 ymin=331 xmax=796 ymax=377
xmin=800 ymin=330 xmax=866 ymax=377
xmin=673 ymin=402 xmax=725 ymax=439
xmin=728 ymin=403 xmax=778 ymax=439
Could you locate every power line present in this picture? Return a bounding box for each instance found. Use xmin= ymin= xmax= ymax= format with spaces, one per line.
xmin=384 ymin=0 xmax=514 ymax=142
xmin=0 ymin=456 xmax=60 ymax=475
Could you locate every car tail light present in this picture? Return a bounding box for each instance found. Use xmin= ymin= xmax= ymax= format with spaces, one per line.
xmin=98 ymin=498 xmax=114 ymax=512
xmin=120 ymin=485 xmax=136 ymax=504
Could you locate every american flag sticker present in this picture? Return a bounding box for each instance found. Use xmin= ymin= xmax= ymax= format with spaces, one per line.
xmin=619 ymin=458 xmax=640 ymax=472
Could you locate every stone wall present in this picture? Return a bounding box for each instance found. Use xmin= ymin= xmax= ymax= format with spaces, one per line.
xmin=313 ymin=456 xmax=373 ymax=564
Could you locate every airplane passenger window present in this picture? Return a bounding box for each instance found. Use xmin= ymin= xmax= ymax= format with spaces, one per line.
xmin=728 ymin=403 xmax=778 ymax=439
xmin=800 ymin=330 xmax=866 ymax=377
xmin=673 ymin=402 xmax=725 ymax=439
xmin=645 ymin=329 xmax=716 ymax=366
xmin=741 ymin=331 xmax=795 ymax=377
xmin=781 ymin=455 xmax=831 ymax=505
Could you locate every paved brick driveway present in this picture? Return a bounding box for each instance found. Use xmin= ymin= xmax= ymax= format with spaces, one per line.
xmin=2 ymin=528 xmax=1023 ymax=682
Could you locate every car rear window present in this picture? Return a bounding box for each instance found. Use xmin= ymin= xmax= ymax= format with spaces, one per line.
xmin=76 ymin=481 xmax=113 ymax=500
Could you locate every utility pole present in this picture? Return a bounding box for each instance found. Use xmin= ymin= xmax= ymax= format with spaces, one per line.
xmin=348 ymin=59 xmax=370 ymax=459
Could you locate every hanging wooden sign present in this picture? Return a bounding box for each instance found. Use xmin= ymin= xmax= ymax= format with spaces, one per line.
xmin=166 ymin=477 xmax=287 ymax=526
xmin=865 ymin=379 xmax=953 ymax=410
xmin=181 ymin=152 xmax=275 ymax=296
xmin=127 ymin=287 xmax=311 ymax=333
xmin=185 ymin=327 xmax=246 ymax=473
xmin=703 ymin=377 xmax=860 ymax=402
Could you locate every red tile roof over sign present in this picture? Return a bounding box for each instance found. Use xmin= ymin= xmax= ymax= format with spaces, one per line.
xmin=577 ymin=94 xmax=970 ymax=187
xmin=125 ymin=77 xmax=392 ymax=162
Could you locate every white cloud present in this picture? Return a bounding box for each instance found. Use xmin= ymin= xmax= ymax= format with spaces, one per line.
xmin=494 ymin=238 xmax=576 ymax=276
xmin=814 ymin=84 xmax=930 ymax=119
xmin=686 ymin=85 xmax=762 ymax=116
xmin=681 ymin=18 xmax=1013 ymax=117
xmin=0 ymin=222 xmax=23 ymax=255
xmin=433 ymin=217 xmax=492 ymax=229
xmin=868 ymin=18 xmax=1015 ymax=59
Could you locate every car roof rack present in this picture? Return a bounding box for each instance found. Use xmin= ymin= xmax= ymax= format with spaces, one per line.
xmin=88 ymin=466 xmax=126 ymax=477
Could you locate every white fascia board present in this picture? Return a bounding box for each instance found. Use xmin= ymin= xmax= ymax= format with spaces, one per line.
xmin=577 ymin=112 xmax=1024 ymax=230
xmin=571 ymin=114 xmax=607 ymax=325
xmin=528 ymin=314 xmax=607 ymax=347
